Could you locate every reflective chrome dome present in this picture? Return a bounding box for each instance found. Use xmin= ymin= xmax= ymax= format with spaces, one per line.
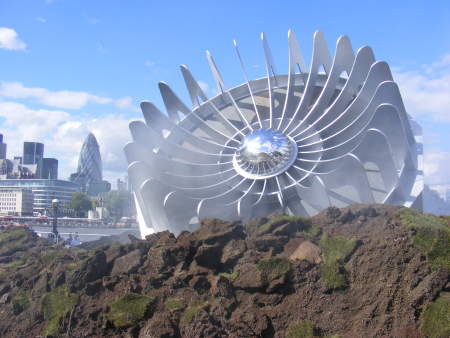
xmin=233 ymin=129 xmax=297 ymax=179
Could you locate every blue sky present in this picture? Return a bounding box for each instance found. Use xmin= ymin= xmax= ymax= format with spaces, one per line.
xmin=0 ymin=0 xmax=449 ymax=192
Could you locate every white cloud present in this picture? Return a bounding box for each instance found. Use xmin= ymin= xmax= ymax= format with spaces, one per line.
xmin=393 ymin=54 xmax=450 ymax=122
xmin=144 ymin=60 xmax=155 ymax=67
xmin=0 ymin=100 xmax=133 ymax=182
xmin=0 ymin=81 xmax=137 ymax=110
xmin=115 ymin=96 xmax=139 ymax=112
xmin=423 ymin=148 xmax=450 ymax=186
xmin=36 ymin=17 xmax=47 ymax=23
xmin=197 ymin=81 xmax=209 ymax=93
xmin=0 ymin=27 xmax=26 ymax=51
xmin=393 ymin=54 xmax=450 ymax=189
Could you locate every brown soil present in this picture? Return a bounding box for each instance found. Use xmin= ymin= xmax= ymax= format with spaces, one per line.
xmin=0 ymin=204 xmax=448 ymax=337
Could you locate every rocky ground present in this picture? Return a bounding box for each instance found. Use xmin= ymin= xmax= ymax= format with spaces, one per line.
xmin=0 ymin=204 xmax=449 ymax=338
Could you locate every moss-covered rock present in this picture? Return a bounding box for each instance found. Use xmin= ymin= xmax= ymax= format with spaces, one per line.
xmin=256 ymin=257 xmax=291 ymax=285
xmin=107 ymin=293 xmax=155 ymax=328
xmin=12 ymin=290 xmax=30 ymax=314
xmin=181 ymin=301 xmax=209 ymax=323
xmin=164 ymin=298 xmax=183 ymax=312
xmin=397 ymin=208 xmax=450 ymax=270
xmin=41 ymin=285 xmax=79 ymax=337
xmin=420 ymin=291 xmax=450 ymax=338
xmin=219 ymin=268 xmax=240 ymax=281
xmin=0 ymin=227 xmax=28 ymax=243
xmin=257 ymin=215 xmax=312 ymax=235
xmin=286 ymin=320 xmax=317 ymax=337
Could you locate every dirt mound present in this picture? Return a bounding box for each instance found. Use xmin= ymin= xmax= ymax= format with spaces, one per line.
xmin=0 ymin=205 xmax=448 ymax=337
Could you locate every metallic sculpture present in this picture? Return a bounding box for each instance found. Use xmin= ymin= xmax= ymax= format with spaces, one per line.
xmin=125 ymin=30 xmax=423 ymax=238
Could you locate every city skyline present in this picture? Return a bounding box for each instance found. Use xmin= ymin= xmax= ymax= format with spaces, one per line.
xmin=0 ymin=1 xmax=449 ymax=194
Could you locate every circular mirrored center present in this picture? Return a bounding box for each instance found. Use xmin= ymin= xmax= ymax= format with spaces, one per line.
xmin=233 ymin=129 xmax=298 ymax=179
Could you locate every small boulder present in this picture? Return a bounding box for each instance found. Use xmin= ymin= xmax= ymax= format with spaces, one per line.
xmin=289 ymin=241 xmax=323 ymax=265
xmin=193 ymin=244 xmax=222 ymax=269
xmin=111 ymin=249 xmax=143 ymax=275
xmin=220 ymin=239 xmax=246 ymax=266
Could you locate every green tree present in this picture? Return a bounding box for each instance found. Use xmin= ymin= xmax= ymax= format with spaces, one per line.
xmin=103 ymin=190 xmax=131 ymax=220
xmin=68 ymin=192 xmax=93 ymax=217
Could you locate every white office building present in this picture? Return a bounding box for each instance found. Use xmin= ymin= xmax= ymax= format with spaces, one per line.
xmin=0 ymin=188 xmax=34 ymax=216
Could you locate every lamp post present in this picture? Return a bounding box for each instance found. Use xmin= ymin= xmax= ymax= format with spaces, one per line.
xmin=52 ymin=199 xmax=59 ymax=243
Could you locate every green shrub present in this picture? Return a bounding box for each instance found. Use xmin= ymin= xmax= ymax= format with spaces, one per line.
xmin=286 ymin=320 xmax=317 ymax=338
xmin=12 ymin=290 xmax=30 ymax=314
xmin=164 ymin=298 xmax=183 ymax=311
xmin=396 ymin=208 xmax=450 ymax=270
xmin=257 ymin=257 xmax=291 ymax=285
xmin=181 ymin=301 xmax=209 ymax=323
xmin=421 ymin=292 xmax=450 ymax=338
xmin=41 ymin=285 xmax=78 ymax=337
xmin=107 ymin=293 xmax=155 ymax=328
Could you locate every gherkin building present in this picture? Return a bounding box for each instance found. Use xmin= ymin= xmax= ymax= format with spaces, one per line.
xmin=125 ymin=30 xmax=423 ymax=238
xmin=70 ymin=133 xmax=108 ymax=196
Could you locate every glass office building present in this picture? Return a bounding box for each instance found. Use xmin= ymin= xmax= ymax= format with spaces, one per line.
xmin=0 ymin=179 xmax=80 ymax=214
xmin=23 ymin=142 xmax=44 ymax=165
xmin=70 ymin=133 xmax=110 ymax=195
xmin=42 ymin=158 xmax=58 ymax=179
xmin=0 ymin=134 xmax=6 ymax=159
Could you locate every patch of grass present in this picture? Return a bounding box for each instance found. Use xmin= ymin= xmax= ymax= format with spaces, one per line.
xmin=0 ymin=270 xmax=8 ymax=282
xmin=320 ymin=262 xmax=346 ymax=290
xmin=41 ymin=250 xmax=61 ymax=265
xmin=164 ymin=298 xmax=183 ymax=311
xmin=219 ymin=268 xmax=240 ymax=281
xmin=181 ymin=301 xmax=209 ymax=323
xmin=297 ymin=224 xmax=322 ymax=241
xmin=396 ymin=207 xmax=446 ymax=230
xmin=41 ymin=285 xmax=79 ymax=337
xmin=396 ymin=208 xmax=450 ymax=270
xmin=257 ymin=257 xmax=291 ymax=285
xmin=319 ymin=234 xmax=358 ymax=290
xmin=107 ymin=293 xmax=155 ymax=328
xmin=0 ymin=227 xmax=27 ymax=244
xmin=420 ymin=292 xmax=450 ymax=338
xmin=65 ymin=262 xmax=81 ymax=272
xmin=286 ymin=320 xmax=317 ymax=338
xmin=0 ymin=228 xmax=29 ymax=257
xmin=320 ymin=234 xmax=358 ymax=263
xmin=258 ymin=215 xmax=312 ymax=235
xmin=4 ymin=258 xmax=25 ymax=270
xmin=12 ymin=290 xmax=30 ymax=314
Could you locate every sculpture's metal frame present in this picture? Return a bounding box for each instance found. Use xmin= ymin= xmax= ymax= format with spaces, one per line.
xmin=125 ymin=30 xmax=423 ymax=238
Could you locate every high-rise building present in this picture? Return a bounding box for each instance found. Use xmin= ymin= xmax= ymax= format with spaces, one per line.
xmin=70 ymin=133 xmax=110 ymax=196
xmin=0 ymin=134 xmax=6 ymax=159
xmin=42 ymin=158 xmax=58 ymax=179
xmin=23 ymin=142 xmax=44 ymax=165
xmin=23 ymin=142 xmax=44 ymax=178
